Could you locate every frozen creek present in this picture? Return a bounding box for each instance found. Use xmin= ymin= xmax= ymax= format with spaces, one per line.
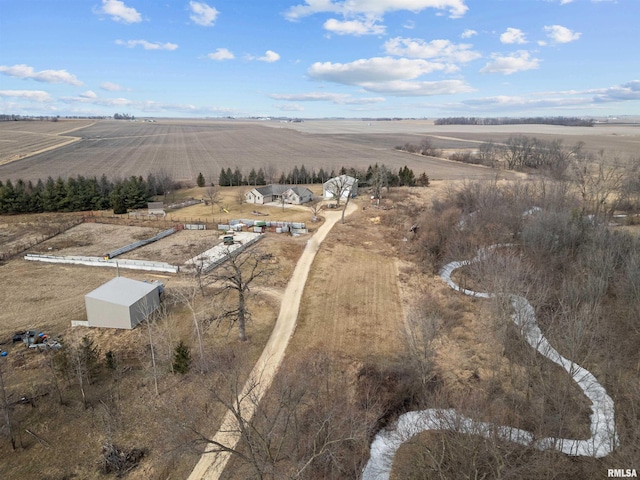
xmin=362 ymin=246 xmax=619 ymax=480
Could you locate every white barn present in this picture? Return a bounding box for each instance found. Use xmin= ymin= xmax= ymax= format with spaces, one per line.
xmin=323 ymin=175 xmax=358 ymax=200
xmin=245 ymin=185 xmax=314 ymax=205
xmin=84 ymin=277 xmax=161 ymax=329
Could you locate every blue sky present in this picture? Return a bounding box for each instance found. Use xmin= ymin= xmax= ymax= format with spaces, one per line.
xmin=1 ymin=0 xmax=639 ymax=118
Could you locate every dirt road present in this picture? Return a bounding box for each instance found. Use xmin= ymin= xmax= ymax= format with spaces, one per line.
xmin=187 ymin=203 xmax=358 ymax=480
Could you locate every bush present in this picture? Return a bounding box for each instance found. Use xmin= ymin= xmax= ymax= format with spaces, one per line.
xmin=172 ymin=340 xmax=191 ymax=374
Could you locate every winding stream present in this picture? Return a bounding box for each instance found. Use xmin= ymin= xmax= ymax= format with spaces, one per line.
xmin=363 ymin=246 xmax=619 ymax=480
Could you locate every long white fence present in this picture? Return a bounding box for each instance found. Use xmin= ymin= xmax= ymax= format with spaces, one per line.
xmin=24 ymin=253 xmax=179 ymax=273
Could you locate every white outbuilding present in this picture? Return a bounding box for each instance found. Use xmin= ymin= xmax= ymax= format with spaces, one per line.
xmin=323 ymin=174 xmax=358 ymax=200
xmin=84 ymin=277 xmax=161 ymax=329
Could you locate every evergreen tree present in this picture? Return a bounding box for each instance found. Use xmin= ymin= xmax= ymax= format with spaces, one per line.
xmin=256 ymin=168 xmax=266 ymax=185
xmin=172 ymin=341 xmax=191 ymax=374
xmin=110 ymin=183 xmax=127 ymax=214
xmin=196 ymin=172 xmax=205 ymax=187
xmin=247 ymin=168 xmax=257 ymax=186
xmin=218 ymin=168 xmax=229 ymax=187
xmin=417 ymin=172 xmax=430 ymax=187
xmin=42 ymin=176 xmax=56 ymax=211
xmin=233 ymin=167 xmax=243 ymax=186
xmin=30 ymin=179 xmax=44 ymax=212
xmin=317 ymin=168 xmax=327 ymax=184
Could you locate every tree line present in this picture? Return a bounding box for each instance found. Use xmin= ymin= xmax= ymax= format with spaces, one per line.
xmin=0 ymin=174 xmax=171 ymax=215
xmin=216 ymin=164 xmax=428 ymax=188
xmin=434 ymin=116 xmax=594 ymax=126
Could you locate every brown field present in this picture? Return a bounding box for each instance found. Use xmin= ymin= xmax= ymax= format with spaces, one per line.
xmin=0 ymin=119 xmax=517 ymax=184
xmin=0 ymin=119 xmax=95 ymax=166
xmin=0 ymin=216 xmax=307 ymax=479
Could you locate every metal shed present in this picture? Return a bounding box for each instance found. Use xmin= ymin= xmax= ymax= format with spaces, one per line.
xmin=84 ymin=277 xmax=161 ymax=329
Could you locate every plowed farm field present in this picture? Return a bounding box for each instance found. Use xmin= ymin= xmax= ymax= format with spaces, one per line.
xmin=0 ymin=119 xmax=512 ymax=184
xmin=0 ymin=119 xmax=95 ymax=166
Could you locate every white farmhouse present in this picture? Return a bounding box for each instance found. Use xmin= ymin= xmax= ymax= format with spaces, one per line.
xmin=245 ymin=185 xmax=314 ymax=205
xmin=323 ymin=175 xmax=358 ymax=200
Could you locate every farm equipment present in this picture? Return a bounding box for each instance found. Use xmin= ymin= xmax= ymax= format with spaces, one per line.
xmin=15 ymin=330 xmax=62 ymax=351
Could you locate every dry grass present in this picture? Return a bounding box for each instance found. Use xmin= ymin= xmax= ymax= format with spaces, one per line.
xmin=0 ymin=216 xmax=307 ymax=478
xmin=288 ymin=201 xmax=407 ymax=364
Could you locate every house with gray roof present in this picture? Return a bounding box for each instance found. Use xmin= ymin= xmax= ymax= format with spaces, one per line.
xmin=245 ymin=185 xmax=314 ymax=205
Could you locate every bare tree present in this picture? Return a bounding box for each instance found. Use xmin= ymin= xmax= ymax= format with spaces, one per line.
xmin=204 ymin=185 xmax=220 ymax=215
xmin=571 ymin=153 xmax=625 ymax=221
xmin=236 ymin=186 xmax=246 ymax=206
xmin=173 ymin=287 xmax=207 ymax=373
xmin=402 ymin=293 xmax=441 ymax=388
xmin=0 ymin=360 xmax=17 ymax=450
xmin=325 ymin=175 xmax=354 ymax=207
xmin=264 ymin=163 xmax=279 ymax=185
xmin=307 ymin=196 xmax=323 ymax=222
xmin=370 ymin=164 xmax=389 ymax=202
xmin=208 ymin=247 xmax=275 ymax=342
xmin=185 ymin=351 xmax=369 ymax=479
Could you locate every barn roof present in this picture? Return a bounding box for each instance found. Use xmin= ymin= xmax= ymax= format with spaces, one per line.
xmin=85 ymin=277 xmax=159 ymax=307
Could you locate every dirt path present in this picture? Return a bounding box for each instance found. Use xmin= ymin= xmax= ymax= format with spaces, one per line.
xmin=187 ymin=203 xmax=358 ymax=480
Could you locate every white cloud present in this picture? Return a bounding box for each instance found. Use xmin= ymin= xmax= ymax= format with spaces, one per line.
xmin=60 ymin=93 xmax=133 ymax=107
xmin=97 ymin=0 xmax=142 ymax=24
xmin=100 ymin=81 xmax=128 ymax=92
xmin=115 ymin=39 xmax=179 ymax=51
xmin=455 ymin=80 xmax=640 ymax=112
xmin=207 ymin=48 xmax=234 ymax=60
xmin=306 ymin=57 xmax=472 ymax=96
xmin=0 ymin=64 xmax=83 ymax=86
xmin=592 ymin=80 xmax=640 ymax=102
xmin=269 ymin=92 xmax=385 ymax=104
xmin=309 ymin=57 xmax=450 ymax=85
xmin=500 ymin=27 xmax=527 ymax=44
xmin=189 ymin=1 xmax=219 ymax=26
xmin=79 ymin=90 xmax=98 ymax=99
xmin=274 ymin=103 xmax=305 ymax=112
xmin=480 ymin=50 xmax=540 ymax=74
xmin=384 ymin=37 xmax=481 ymax=63
xmin=324 ymin=17 xmax=386 ymax=36
xmin=461 ymin=94 xmax=587 ymax=110
xmin=461 ymin=29 xmax=477 ymax=38
xmin=258 ymin=50 xmax=281 ymax=63
xmin=543 ymin=25 xmax=581 ymax=43
xmin=0 ymin=90 xmax=52 ymax=102
xmin=357 ymin=79 xmax=474 ymax=96
xmin=285 ymin=0 xmax=469 ymax=21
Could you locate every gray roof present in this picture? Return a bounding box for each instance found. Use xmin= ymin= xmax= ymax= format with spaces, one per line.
xmin=85 ymin=277 xmax=158 ymax=307
xmin=254 ymin=185 xmax=313 ymax=196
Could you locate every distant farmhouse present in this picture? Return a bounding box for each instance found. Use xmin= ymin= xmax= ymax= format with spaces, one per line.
xmin=323 ymin=174 xmax=358 ymax=200
xmin=245 ymin=185 xmax=314 ymax=205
